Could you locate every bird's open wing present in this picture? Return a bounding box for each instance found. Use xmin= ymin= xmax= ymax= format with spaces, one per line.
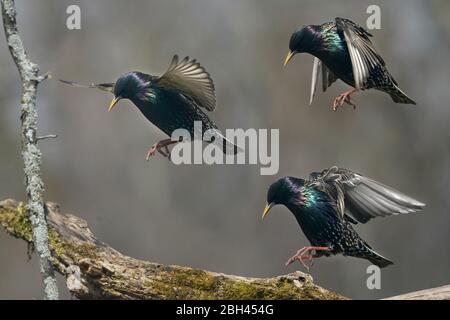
xmin=309 ymin=167 xmax=347 ymax=220
xmin=310 ymin=57 xmax=321 ymax=106
xmin=312 ymin=167 xmax=425 ymax=224
xmin=154 ymin=55 xmax=216 ymax=111
xmin=59 ymin=79 xmax=115 ymax=94
xmin=335 ymin=17 xmax=385 ymax=90
xmin=310 ymin=58 xmax=338 ymax=105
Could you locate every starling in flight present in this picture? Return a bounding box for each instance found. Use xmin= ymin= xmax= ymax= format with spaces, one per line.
xmin=263 ymin=167 xmax=425 ymax=269
xmin=284 ymin=18 xmax=416 ymax=110
xmin=61 ymin=55 xmax=240 ymax=159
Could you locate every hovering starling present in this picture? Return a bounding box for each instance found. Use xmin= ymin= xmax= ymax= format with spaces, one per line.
xmin=284 ymin=17 xmax=416 ymax=110
xmin=61 ymin=55 xmax=240 ymax=159
xmin=262 ymin=167 xmax=425 ymax=269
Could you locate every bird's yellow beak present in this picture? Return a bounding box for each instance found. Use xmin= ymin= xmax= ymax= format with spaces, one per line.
xmin=284 ymin=51 xmax=295 ymax=66
xmin=108 ymin=97 xmax=121 ymax=112
xmin=262 ymin=203 xmax=274 ymax=220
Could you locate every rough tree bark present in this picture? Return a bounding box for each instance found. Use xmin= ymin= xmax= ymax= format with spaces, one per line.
xmin=2 ymin=199 xmax=449 ymax=300
xmin=0 ymin=199 xmax=346 ymax=300
xmin=1 ymin=0 xmax=59 ymax=299
xmin=384 ymin=285 xmax=450 ymax=300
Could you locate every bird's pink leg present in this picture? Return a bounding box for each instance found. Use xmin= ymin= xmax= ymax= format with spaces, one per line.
xmin=146 ymin=139 xmax=178 ymax=161
xmin=332 ymin=89 xmax=357 ymax=111
xmin=285 ymin=246 xmax=330 ymax=270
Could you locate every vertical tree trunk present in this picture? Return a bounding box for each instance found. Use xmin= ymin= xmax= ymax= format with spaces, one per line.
xmin=1 ymin=0 xmax=59 ymax=299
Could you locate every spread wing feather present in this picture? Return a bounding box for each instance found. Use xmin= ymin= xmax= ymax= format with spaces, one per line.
xmin=335 ymin=17 xmax=385 ymax=90
xmin=344 ymin=175 xmax=425 ymax=223
xmin=310 ymin=57 xmax=321 ymax=106
xmin=310 ymin=57 xmax=338 ymax=105
xmin=155 ymin=55 xmax=216 ymax=111
xmin=310 ymin=166 xmax=425 ymax=224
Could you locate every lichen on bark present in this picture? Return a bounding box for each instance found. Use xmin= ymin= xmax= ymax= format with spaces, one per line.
xmin=0 ymin=199 xmax=346 ymax=300
xmin=1 ymin=0 xmax=59 ymax=299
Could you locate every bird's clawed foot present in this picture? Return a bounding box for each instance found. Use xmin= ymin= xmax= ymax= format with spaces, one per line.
xmin=332 ymin=89 xmax=357 ymax=111
xmin=285 ymin=246 xmax=330 ymax=271
xmin=146 ymin=139 xmax=178 ymax=161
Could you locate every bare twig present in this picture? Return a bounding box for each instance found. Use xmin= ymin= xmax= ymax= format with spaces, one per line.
xmin=37 ymin=134 xmax=58 ymax=141
xmin=1 ymin=0 xmax=59 ymax=299
xmin=0 ymin=199 xmax=346 ymax=300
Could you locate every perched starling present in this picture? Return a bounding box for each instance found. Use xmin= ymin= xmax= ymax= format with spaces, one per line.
xmin=61 ymin=55 xmax=240 ymax=159
xmin=284 ymin=17 xmax=416 ymax=110
xmin=262 ymin=167 xmax=425 ymax=269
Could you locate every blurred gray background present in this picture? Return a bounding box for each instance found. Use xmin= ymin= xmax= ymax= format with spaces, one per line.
xmin=1 ymin=0 xmax=449 ymax=299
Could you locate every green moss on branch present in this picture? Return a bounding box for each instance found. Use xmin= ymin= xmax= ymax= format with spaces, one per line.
xmin=0 ymin=199 xmax=346 ymax=300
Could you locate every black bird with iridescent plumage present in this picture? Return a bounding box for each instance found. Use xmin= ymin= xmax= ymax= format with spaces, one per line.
xmin=284 ymin=18 xmax=416 ymax=110
xmin=61 ymin=55 xmax=240 ymax=158
xmin=263 ymin=167 xmax=425 ymax=269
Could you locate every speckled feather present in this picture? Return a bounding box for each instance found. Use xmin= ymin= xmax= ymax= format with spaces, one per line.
xmin=266 ymin=167 xmax=425 ymax=267
xmin=288 ymin=18 xmax=416 ymax=104
xmin=61 ymin=56 xmax=240 ymax=154
xmin=127 ymin=72 xmax=219 ymax=137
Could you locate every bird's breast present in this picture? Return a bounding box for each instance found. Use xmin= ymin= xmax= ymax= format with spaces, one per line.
xmin=319 ymin=51 xmax=355 ymax=87
xmin=131 ymin=92 xmax=218 ymax=137
xmin=288 ymin=203 xmax=345 ymax=248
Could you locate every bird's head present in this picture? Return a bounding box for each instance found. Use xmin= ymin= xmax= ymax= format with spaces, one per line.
xmin=109 ymin=72 xmax=151 ymax=111
xmin=284 ymin=26 xmax=317 ymax=66
xmin=262 ymin=177 xmax=305 ymax=219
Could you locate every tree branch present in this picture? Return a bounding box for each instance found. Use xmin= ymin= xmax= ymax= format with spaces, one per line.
xmin=384 ymin=285 xmax=450 ymax=300
xmin=0 ymin=199 xmax=347 ymax=300
xmin=1 ymin=0 xmax=59 ymax=299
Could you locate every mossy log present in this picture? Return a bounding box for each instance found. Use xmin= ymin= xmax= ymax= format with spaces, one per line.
xmin=0 ymin=199 xmax=346 ymax=300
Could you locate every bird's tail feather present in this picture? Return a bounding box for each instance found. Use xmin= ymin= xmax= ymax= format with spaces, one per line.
xmin=364 ymin=249 xmax=394 ymax=268
xmin=207 ymin=130 xmax=243 ymax=155
xmin=221 ymin=136 xmax=243 ymax=155
xmin=388 ymin=85 xmax=416 ymax=105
